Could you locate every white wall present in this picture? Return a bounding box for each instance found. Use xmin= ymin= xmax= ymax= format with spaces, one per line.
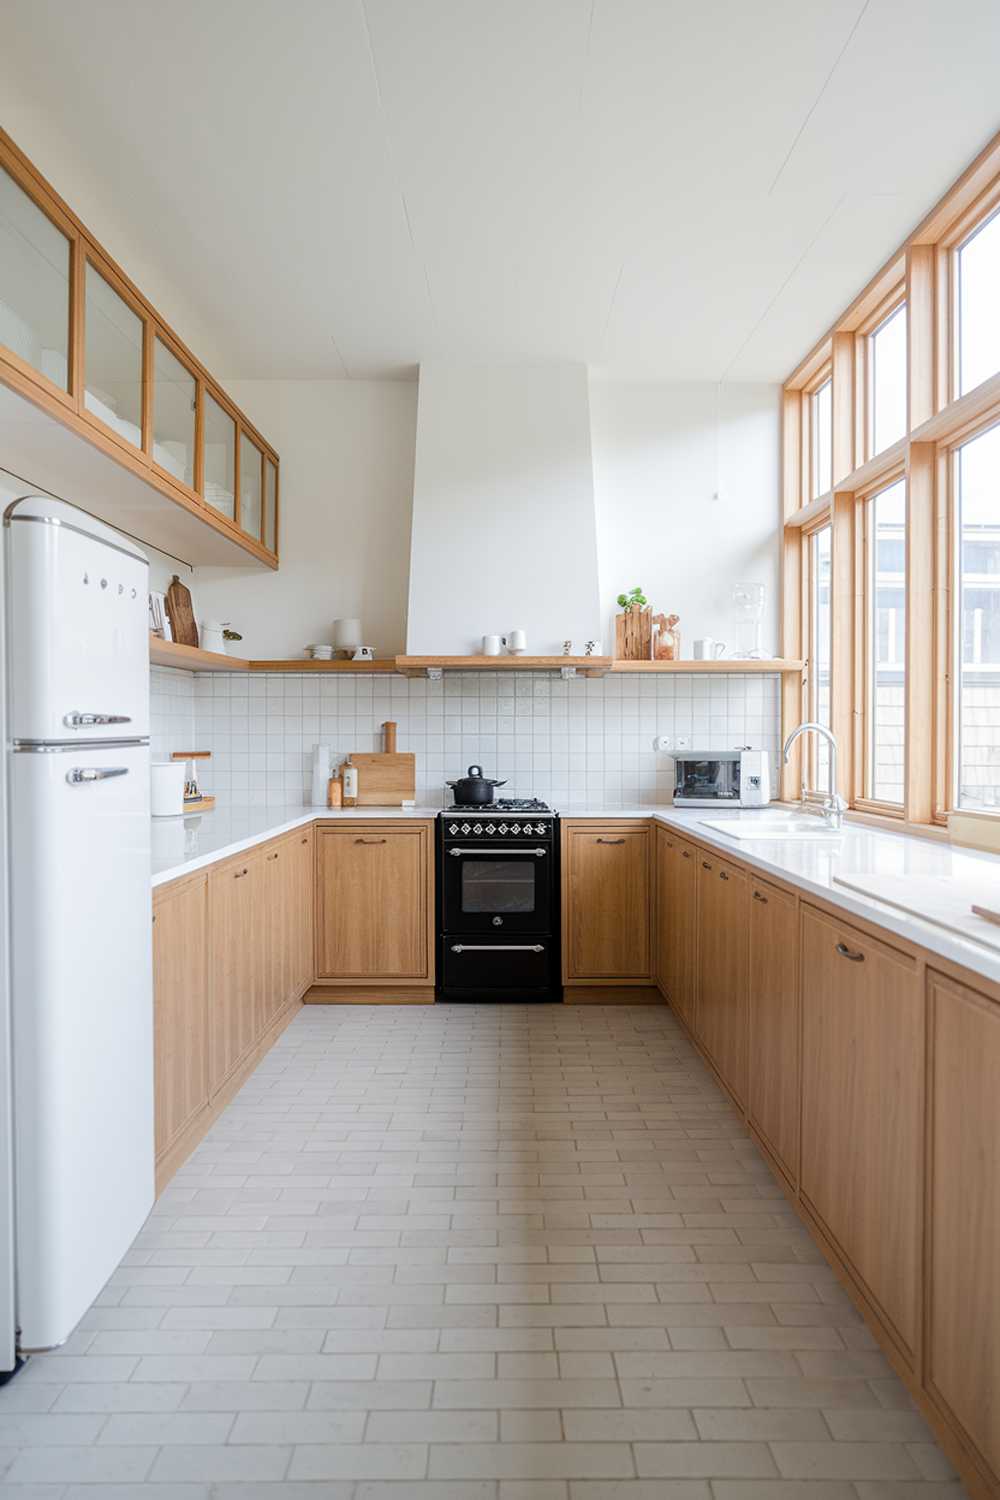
xmin=191 ymin=380 xmax=418 ymax=659
xmin=407 ymin=363 xmax=602 ymax=655
xmin=590 ymin=381 xmax=781 ymax=656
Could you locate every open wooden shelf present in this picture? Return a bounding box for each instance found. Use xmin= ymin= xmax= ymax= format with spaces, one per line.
xmin=395 ymin=655 xmax=612 ymax=677
xmin=252 ymin=657 xmax=400 ymax=673
xmin=150 ymin=636 xmax=398 ymax=673
xmin=150 ymin=636 xmax=250 ymax=671
xmin=610 ymin=658 xmax=804 ymax=674
xmin=150 ymin=638 xmax=806 ymax=678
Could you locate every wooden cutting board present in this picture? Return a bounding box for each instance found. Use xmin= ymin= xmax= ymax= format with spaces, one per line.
xmin=165 ymin=575 xmax=198 ymax=647
xmin=350 ymin=752 xmax=416 ymax=806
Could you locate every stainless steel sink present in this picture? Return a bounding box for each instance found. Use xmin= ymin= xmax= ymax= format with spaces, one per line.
xmin=700 ymin=815 xmax=844 ymax=841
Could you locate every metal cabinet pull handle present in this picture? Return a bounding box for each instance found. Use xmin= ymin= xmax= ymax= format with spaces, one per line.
xmin=753 ymin=890 xmax=768 ymax=904
xmin=836 ymin=941 xmax=865 ymax=962
xmin=702 ymin=861 xmax=712 ymax=870
xmin=65 ymin=766 xmax=128 ymax=784
xmin=234 ymin=866 xmax=249 ymax=879
xmin=449 ymin=846 xmax=547 ymax=857
xmin=355 ymin=838 xmax=387 ymax=844
xmin=266 ymin=851 xmax=279 ymax=861
xmin=681 ymin=850 xmax=690 ymax=859
xmin=450 ymin=944 xmax=545 ymax=954
xmin=63 ymin=711 xmax=132 ymax=728
xmin=719 ymin=871 xmax=729 ymax=881
xmin=596 ymin=837 xmax=625 ymax=845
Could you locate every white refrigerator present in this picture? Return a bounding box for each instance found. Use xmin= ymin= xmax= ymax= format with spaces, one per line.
xmin=2 ymin=494 xmax=153 ymax=1372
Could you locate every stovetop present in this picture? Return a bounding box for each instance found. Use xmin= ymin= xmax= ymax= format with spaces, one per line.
xmin=442 ymin=798 xmax=554 ymax=815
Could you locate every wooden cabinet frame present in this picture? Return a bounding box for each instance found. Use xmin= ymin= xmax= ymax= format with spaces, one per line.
xmin=0 ymin=128 xmax=279 ymax=567
xmin=781 ymin=128 xmax=1000 ymax=835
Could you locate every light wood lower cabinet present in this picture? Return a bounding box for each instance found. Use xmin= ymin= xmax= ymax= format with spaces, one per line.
xmin=153 ymin=826 xmax=316 ymax=1191
xmin=655 ymin=827 xmax=698 ymax=1025
xmin=209 ymin=849 xmax=266 ymax=1093
xmin=696 ymin=851 xmax=748 ymax=1105
xmin=152 ymin=872 xmax=208 ymax=1163
xmin=800 ymin=904 xmax=922 ymax=1359
xmin=262 ymin=827 xmax=314 ymax=1029
xmin=926 ymin=969 xmax=1000 ymax=1491
xmin=747 ymin=876 xmax=800 ymax=1185
xmin=562 ymin=823 xmax=651 ymax=982
xmin=315 ymin=823 xmax=433 ymax=983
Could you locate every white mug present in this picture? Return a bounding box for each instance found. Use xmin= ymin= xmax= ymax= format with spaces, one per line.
xmin=504 ymin=629 xmax=527 ymax=655
xmin=482 ymin=634 xmax=502 ymax=656
xmin=693 ymin=637 xmax=727 ymax=660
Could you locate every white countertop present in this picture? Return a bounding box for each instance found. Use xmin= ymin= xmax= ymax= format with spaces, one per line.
xmin=151 ymin=801 xmax=1000 ymax=988
xmin=150 ymin=804 xmax=440 ymax=887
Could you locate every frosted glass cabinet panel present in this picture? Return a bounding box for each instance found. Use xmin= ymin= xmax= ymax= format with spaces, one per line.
xmin=0 ymin=163 xmax=71 ymax=391
xmin=238 ymin=431 xmax=262 ymax=541
xmin=202 ymin=390 xmax=235 ymax=520
xmin=84 ymin=262 xmax=144 ymax=447
xmin=264 ymin=457 xmax=278 ymax=553
xmin=152 ymin=337 xmax=196 ymax=489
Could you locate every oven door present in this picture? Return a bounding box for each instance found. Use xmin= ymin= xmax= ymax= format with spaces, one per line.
xmin=441 ymin=842 xmax=552 ymax=934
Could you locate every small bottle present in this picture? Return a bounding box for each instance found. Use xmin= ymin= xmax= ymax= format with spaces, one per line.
xmin=342 ymin=759 xmax=358 ymax=808
xmin=327 ymin=771 xmax=343 ymax=808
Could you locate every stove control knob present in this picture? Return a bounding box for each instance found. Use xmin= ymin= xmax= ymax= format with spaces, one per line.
xmin=461 ymin=823 xmax=471 ymax=834
xmin=449 ymin=823 xmax=459 ymax=834
xmin=535 ymin=823 xmax=546 ymax=834
xmin=485 ymin=823 xmax=495 ymax=834
xmin=511 ymin=823 xmax=520 ymax=834
xmin=473 ymin=823 xmax=483 ymax=834
xmin=498 ymin=823 xmax=507 ymax=834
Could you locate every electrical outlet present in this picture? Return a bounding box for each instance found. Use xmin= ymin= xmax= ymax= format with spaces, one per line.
xmin=653 ymin=735 xmax=672 ymax=752
xmin=675 ymin=735 xmax=690 ymax=751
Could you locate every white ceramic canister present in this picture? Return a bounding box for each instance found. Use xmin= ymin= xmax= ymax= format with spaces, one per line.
xmin=200 ymin=620 xmax=227 ymax=653
xmin=151 ymin=760 xmax=187 ymax=817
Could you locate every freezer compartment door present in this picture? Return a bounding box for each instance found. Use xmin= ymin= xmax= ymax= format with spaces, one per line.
xmin=6 ymin=499 xmax=150 ymax=742
xmin=10 ymin=744 xmax=153 ymax=1351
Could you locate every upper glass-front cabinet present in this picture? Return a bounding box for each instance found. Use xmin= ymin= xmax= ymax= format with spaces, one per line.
xmin=152 ymin=335 xmax=196 ymax=490
xmin=0 ymin=161 xmax=72 ymax=395
xmin=264 ymin=456 xmax=278 ymax=553
xmin=0 ymin=136 xmax=279 ymax=565
xmin=239 ymin=431 xmax=263 ymax=541
xmin=203 ymin=390 xmax=236 ymax=521
xmin=84 ymin=260 xmax=145 ymax=448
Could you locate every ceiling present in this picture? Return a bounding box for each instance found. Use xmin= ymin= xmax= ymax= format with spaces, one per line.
xmin=3 ymin=0 xmax=998 ymax=384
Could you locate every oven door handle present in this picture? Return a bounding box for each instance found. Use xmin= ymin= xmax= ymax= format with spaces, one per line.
xmin=450 ymin=943 xmax=546 ymax=953
xmin=448 ymin=846 xmax=548 ymax=857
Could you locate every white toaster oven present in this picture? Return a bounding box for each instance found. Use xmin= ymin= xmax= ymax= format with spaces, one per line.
xmin=671 ymin=748 xmax=771 ymax=808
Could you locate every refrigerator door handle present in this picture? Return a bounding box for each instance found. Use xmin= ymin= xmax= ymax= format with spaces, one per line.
xmin=63 ymin=712 xmax=132 ymax=728
xmin=65 ymin=766 xmax=129 ymax=785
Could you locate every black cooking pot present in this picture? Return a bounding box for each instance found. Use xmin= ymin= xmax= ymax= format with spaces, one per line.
xmin=447 ymin=764 xmax=507 ymax=806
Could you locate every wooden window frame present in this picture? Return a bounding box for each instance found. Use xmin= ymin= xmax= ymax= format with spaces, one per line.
xmin=855 ymin=284 xmax=907 ymax=465
xmin=854 ymin=467 xmax=908 ymax=817
xmin=803 ymin=364 xmax=833 ymax=504
xmin=781 ymin=129 xmax=1000 ymax=829
xmin=800 ymin=513 xmax=832 ymax=798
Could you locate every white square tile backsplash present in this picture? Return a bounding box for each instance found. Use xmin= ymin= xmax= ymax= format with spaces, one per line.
xmin=152 ymin=668 xmax=781 ymax=809
xmin=150 ymin=665 xmax=195 ymax=760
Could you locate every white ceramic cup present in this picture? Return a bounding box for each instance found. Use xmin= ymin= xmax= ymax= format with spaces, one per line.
xmin=505 ymin=629 xmax=527 ymax=655
xmin=333 ymin=617 xmax=362 ymax=650
xmin=692 ymin=638 xmax=727 ymax=660
xmin=151 ymin=760 xmax=187 ymax=818
xmin=482 ymin=634 xmax=502 ymax=656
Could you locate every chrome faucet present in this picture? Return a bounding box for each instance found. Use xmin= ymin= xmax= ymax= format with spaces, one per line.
xmin=782 ymin=721 xmax=848 ymax=831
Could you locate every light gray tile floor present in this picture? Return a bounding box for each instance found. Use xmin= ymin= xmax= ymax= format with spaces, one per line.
xmin=0 ymin=1002 xmax=968 ymax=1497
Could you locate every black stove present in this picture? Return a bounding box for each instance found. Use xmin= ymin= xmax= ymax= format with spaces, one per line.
xmin=436 ymin=797 xmax=561 ymax=1003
